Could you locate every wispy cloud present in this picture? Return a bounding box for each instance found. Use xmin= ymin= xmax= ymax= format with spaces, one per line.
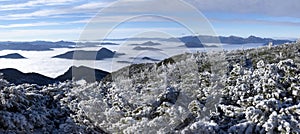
xmin=210 ymin=18 xmax=300 ymax=27
xmin=0 ymin=29 xmax=82 ymax=41
xmin=0 ymin=22 xmax=61 ymax=28
xmin=0 ymin=0 xmax=76 ymax=11
xmin=186 ymin=0 xmax=300 ymax=18
xmin=0 ymin=1 xmax=113 ymax=20
xmin=0 ymin=0 xmax=299 ymax=40
xmin=74 ymin=2 xmax=109 ymax=10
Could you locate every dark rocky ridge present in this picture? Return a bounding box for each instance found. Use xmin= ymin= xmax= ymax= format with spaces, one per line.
xmin=0 ymin=68 xmax=56 ymax=85
xmin=55 ymin=66 xmax=109 ymax=83
xmin=0 ymin=66 xmax=109 ymax=86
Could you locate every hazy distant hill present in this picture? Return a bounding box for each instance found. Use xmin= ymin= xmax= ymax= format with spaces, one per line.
xmin=130 ymin=41 xmax=161 ymax=46
xmin=76 ymin=42 xmax=119 ymax=47
xmin=102 ymin=35 xmax=293 ymax=45
xmin=0 ymin=36 xmax=292 ymax=51
xmin=133 ymin=46 xmax=162 ymax=51
xmin=103 ymin=35 xmax=293 ymax=47
xmin=176 ymin=35 xmax=293 ymax=45
xmin=0 ymin=53 xmax=26 ymax=59
xmin=0 ymin=41 xmax=75 ymax=51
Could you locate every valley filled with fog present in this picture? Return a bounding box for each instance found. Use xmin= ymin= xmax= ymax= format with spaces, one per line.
xmin=0 ymin=40 xmax=264 ymax=78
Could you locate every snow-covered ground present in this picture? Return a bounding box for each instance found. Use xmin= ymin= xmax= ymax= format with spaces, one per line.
xmin=3 ymin=42 xmax=296 ymax=133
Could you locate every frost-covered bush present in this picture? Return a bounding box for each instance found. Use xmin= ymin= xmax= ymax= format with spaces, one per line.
xmin=0 ymin=81 xmax=103 ymax=133
xmin=58 ymin=43 xmax=300 ymax=133
xmin=217 ymin=57 xmax=300 ymax=133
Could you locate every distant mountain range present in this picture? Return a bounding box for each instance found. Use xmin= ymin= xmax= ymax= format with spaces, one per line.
xmin=0 ymin=66 xmax=109 ymax=85
xmin=174 ymin=35 xmax=293 ymax=46
xmin=76 ymin=42 xmax=119 ymax=47
xmin=0 ymin=53 xmax=26 ymax=59
xmin=130 ymin=41 xmax=161 ymax=46
xmin=0 ymin=41 xmax=75 ymax=51
xmin=0 ymin=35 xmax=294 ymax=51
xmin=133 ymin=46 xmax=162 ymax=51
xmin=52 ymin=47 xmax=124 ymax=60
xmin=104 ymin=35 xmax=293 ymax=45
xmin=101 ymin=35 xmax=294 ymax=48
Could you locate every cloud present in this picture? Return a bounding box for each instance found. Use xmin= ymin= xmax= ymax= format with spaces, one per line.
xmin=7 ymin=9 xmax=61 ymax=19
xmin=0 ymin=0 xmax=76 ymax=11
xmin=0 ymin=29 xmax=82 ymax=41
xmin=0 ymin=1 xmax=113 ymax=20
xmin=0 ymin=0 xmax=299 ymax=40
xmin=210 ymin=18 xmax=300 ymax=27
xmin=0 ymin=22 xmax=62 ymax=28
xmin=74 ymin=2 xmax=109 ymax=10
xmin=185 ymin=0 xmax=300 ymax=18
xmin=80 ymin=27 xmax=187 ymax=40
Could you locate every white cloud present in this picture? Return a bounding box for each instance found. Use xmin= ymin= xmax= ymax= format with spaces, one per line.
xmin=79 ymin=27 xmax=188 ymax=40
xmin=74 ymin=2 xmax=109 ymax=10
xmin=7 ymin=9 xmax=61 ymax=19
xmin=0 ymin=22 xmax=61 ymax=28
xmin=210 ymin=18 xmax=300 ymax=27
xmin=185 ymin=0 xmax=300 ymax=18
xmin=0 ymin=1 xmax=113 ymax=20
xmin=0 ymin=29 xmax=82 ymax=41
xmin=1 ymin=0 xmax=299 ymax=40
xmin=0 ymin=0 xmax=76 ymax=11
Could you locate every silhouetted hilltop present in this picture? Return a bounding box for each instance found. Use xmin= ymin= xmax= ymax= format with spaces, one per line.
xmin=0 ymin=68 xmax=55 ymax=85
xmin=56 ymin=66 xmax=109 ymax=82
xmin=0 ymin=66 xmax=109 ymax=85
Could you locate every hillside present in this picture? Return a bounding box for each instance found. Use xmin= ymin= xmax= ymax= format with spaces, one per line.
xmin=0 ymin=68 xmax=56 ymax=85
xmin=0 ymin=66 xmax=109 ymax=86
xmin=0 ymin=43 xmax=299 ymax=133
xmin=55 ymin=66 xmax=109 ymax=82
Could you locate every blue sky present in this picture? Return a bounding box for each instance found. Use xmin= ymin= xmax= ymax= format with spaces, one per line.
xmin=0 ymin=0 xmax=299 ymax=41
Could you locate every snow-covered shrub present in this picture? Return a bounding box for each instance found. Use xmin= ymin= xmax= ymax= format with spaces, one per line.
xmin=0 ymin=81 xmax=102 ymax=133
